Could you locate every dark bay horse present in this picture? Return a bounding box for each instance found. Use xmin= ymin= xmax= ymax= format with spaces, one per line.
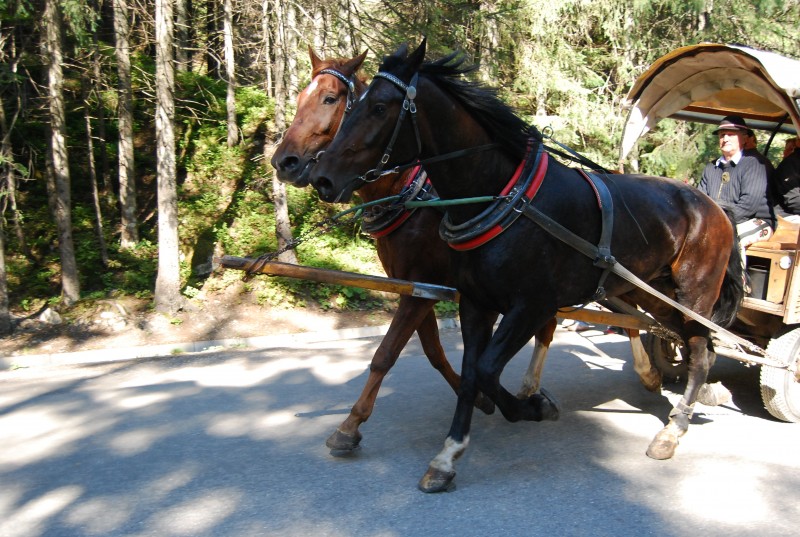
xmin=308 ymin=40 xmax=744 ymax=492
xmin=271 ymin=48 xmax=557 ymax=453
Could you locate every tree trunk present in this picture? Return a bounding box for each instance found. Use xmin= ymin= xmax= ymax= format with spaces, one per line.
xmin=0 ymin=218 xmax=9 ymax=335
xmin=223 ymin=0 xmax=238 ymax=146
xmin=83 ymin=75 xmax=110 ymax=267
xmin=44 ymin=0 xmax=80 ymax=306
xmin=206 ymin=0 xmax=220 ymax=78
xmin=175 ymin=0 xmax=190 ymax=72
xmin=261 ymin=0 xmax=272 ymax=97
xmin=269 ymin=0 xmax=297 ymax=264
xmin=114 ymin=0 xmax=139 ymax=248
xmin=0 ymin=88 xmax=33 ymax=261
xmin=154 ymin=0 xmax=183 ymax=313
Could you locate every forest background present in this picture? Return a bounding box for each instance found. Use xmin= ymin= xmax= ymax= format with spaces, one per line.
xmin=1 ymin=0 xmax=799 ymax=336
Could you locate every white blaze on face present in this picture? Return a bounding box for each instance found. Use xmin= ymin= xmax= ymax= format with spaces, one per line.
xmin=304 ymin=78 xmax=320 ymax=97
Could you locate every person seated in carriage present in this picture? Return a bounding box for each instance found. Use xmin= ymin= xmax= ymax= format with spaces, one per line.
xmin=698 ymin=115 xmax=776 ymax=248
xmin=772 ymin=137 xmax=800 ymax=223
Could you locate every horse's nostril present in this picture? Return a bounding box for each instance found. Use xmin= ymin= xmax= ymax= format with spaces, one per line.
xmin=315 ymin=176 xmax=333 ymax=194
xmin=279 ymin=155 xmax=299 ymax=172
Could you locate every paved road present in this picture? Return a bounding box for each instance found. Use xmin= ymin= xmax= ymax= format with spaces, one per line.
xmin=1 ymin=325 xmax=798 ymax=537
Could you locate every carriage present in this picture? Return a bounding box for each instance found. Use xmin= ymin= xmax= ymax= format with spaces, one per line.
xmin=621 ymin=44 xmax=800 ymax=423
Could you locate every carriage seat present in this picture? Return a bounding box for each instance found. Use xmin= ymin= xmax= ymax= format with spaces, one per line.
xmin=750 ymin=216 xmax=800 ymax=250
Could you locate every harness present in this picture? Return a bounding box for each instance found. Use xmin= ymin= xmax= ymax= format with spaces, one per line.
xmin=366 ymin=67 xmax=766 ymax=355
xmin=361 ymin=166 xmax=437 ymax=238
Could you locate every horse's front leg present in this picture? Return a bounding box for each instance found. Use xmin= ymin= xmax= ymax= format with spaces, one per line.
xmin=646 ymin=324 xmax=716 ymax=460
xmin=416 ymin=308 xmax=497 ymax=415
xmin=327 ymin=296 xmax=435 ymax=452
xmin=419 ymin=299 xmax=496 ymax=493
xmin=419 ymin=304 xmax=559 ymax=493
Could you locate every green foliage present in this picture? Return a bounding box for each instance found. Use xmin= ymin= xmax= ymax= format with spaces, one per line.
xmin=4 ymin=0 xmax=800 ymax=321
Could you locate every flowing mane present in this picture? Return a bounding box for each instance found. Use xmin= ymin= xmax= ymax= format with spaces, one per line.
xmin=381 ymin=50 xmax=537 ymax=159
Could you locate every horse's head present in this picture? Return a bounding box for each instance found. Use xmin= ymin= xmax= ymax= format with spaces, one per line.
xmin=271 ymin=47 xmax=367 ymax=187
xmin=309 ymin=40 xmax=428 ymax=202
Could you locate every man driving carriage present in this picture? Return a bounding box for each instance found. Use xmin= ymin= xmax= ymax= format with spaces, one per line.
xmin=699 ymin=115 xmax=776 ymax=247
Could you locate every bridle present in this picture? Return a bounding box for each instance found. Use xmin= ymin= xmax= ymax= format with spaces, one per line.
xmin=318 ymin=67 xmax=358 ymax=112
xmin=357 ymin=71 xmax=424 ymax=183
xmin=354 ymin=70 xmax=498 ymax=186
xmin=306 ymin=68 xmax=360 ymax=168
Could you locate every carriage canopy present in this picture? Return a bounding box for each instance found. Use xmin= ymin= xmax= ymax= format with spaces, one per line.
xmin=620 ymin=44 xmax=800 ymax=162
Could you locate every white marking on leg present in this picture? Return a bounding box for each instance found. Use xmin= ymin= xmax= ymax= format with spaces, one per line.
xmin=629 ymin=332 xmax=651 ymax=377
xmin=518 ymin=341 xmax=548 ymax=398
xmin=429 ymin=436 xmax=469 ymax=473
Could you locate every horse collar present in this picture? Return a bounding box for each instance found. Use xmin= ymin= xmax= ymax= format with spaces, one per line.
xmin=441 ymin=142 xmax=548 ymax=251
xmin=362 ymin=166 xmax=434 ymax=238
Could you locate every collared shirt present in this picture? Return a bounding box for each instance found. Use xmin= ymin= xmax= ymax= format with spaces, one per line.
xmin=699 ymin=151 xmax=775 ymax=227
xmin=715 ymin=151 xmax=743 ymax=167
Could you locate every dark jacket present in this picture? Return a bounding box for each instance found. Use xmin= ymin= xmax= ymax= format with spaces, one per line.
xmin=699 ymin=151 xmax=775 ymax=227
xmin=773 ymin=149 xmax=800 ymax=216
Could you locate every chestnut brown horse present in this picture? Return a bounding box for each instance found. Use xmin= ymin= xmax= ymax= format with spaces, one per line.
xmin=271 ymin=48 xmax=558 ymax=453
xmin=308 ymin=40 xmax=744 ymax=492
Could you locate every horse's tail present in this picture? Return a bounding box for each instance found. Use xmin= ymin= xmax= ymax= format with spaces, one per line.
xmin=711 ymin=208 xmax=745 ymax=328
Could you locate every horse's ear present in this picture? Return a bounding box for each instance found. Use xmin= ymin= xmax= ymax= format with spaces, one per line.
xmin=309 ymin=46 xmax=324 ymax=71
xmin=408 ymin=37 xmax=427 ymax=70
xmin=343 ymin=50 xmax=368 ymax=76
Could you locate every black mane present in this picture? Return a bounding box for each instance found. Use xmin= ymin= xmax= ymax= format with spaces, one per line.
xmin=381 ymin=50 xmax=537 ymax=159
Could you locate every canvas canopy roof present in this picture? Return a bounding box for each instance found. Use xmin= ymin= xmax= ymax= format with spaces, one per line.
xmin=620 ymin=44 xmax=800 ymax=161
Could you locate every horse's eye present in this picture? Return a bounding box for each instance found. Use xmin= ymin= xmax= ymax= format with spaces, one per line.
xmin=372 ymin=103 xmax=387 ymax=116
xmin=323 ymin=95 xmax=337 ymax=105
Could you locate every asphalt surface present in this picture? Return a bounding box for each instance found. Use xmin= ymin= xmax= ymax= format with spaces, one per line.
xmin=1 ymin=324 xmax=798 ymax=537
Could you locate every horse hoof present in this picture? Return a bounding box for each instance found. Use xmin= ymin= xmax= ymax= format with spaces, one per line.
xmin=418 ymin=467 xmax=456 ymax=493
xmin=326 ymin=428 xmax=362 ymax=453
xmin=640 ymin=369 xmax=663 ymax=393
xmin=537 ymin=387 xmax=561 ymax=421
xmin=646 ymin=429 xmax=678 ymax=460
xmin=474 ymin=392 xmax=496 ymax=415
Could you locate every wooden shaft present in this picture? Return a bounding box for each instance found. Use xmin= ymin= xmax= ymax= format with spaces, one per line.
xmin=216 ymin=256 xmax=459 ymax=302
xmin=216 ymin=256 xmax=655 ymax=331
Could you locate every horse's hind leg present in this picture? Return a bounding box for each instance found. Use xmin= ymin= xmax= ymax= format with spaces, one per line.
xmin=646 ymin=324 xmax=716 ymax=460
xmin=517 ymin=317 xmax=558 ymax=398
xmin=627 ymin=329 xmax=662 ymax=392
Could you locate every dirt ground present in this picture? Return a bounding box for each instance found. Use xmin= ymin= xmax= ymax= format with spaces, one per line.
xmin=1 ymin=282 xmax=398 ymax=359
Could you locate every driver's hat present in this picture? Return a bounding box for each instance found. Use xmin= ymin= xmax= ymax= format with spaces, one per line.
xmin=713 ymin=115 xmax=750 ymax=134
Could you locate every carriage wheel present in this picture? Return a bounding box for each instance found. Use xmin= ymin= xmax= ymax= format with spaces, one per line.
xmin=760 ymin=327 xmax=800 ymax=423
xmin=642 ymin=333 xmax=688 ymax=383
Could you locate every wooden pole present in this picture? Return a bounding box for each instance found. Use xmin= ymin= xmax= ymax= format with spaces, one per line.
xmin=216 ymin=256 xmax=459 ymax=302
xmin=216 ymin=255 xmax=653 ymax=331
